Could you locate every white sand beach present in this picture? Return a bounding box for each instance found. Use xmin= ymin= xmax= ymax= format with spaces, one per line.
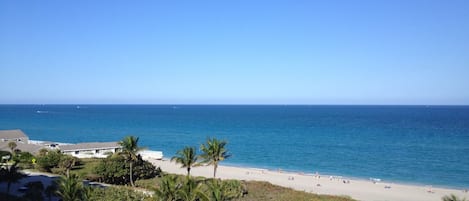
xmin=149 ymin=159 xmax=468 ymax=201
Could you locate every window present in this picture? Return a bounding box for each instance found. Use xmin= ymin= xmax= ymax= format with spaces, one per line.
xmin=75 ymin=151 xmax=79 ymax=154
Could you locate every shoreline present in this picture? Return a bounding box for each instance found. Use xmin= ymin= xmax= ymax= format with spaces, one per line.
xmin=149 ymin=158 xmax=469 ymax=201
xmin=17 ymin=136 xmax=468 ymax=200
xmin=170 ymin=158 xmax=468 ymax=190
xmin=22 ymin=138 xmax=469 ymax=191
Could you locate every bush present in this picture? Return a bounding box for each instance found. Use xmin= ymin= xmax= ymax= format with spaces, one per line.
xmin=35 ymin=150 xmax=79 ymax=175
xmin=35 ymin=150 xmax=63 ymax=172
xmin=0 ymin=150 xmax=12 ymax=163
xmin=94 ymin=154 xmax=159 ymax=185
xmin=12 ymin=151 xmax=35 ymax=169
xmin=133 ymin=157 xmax=161 ymax=180
xmin=94 ymin=155 xmax=128 ymax=184
xmin=87 ymin=186 xmax=153 ymax=201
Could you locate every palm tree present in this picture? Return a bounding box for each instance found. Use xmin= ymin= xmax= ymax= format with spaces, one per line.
xmin=56 ymin=174 xmax=83 ymax=201
xmin=59 ymin=155 xmax=76 ymax=177
xmin=154 ymin=175 xmax=179 ymax=201
xmin=171 ymin=146 xmax=199 ymax=177
xmin=81 ymin=186 xmax=94 ymax=201
xmin=39 ymin=148 xmax=49 ymax=157
xmin=207 ymin=179 xmax=243 ymax=201
xmin=176 ymin=177 xmax=209 ymax=201
xmin=118 ymin=135 xmax=143 ymax=187
xmin=8 ymin=142 xmax=17 ymax=155
xmin=199 ymin=138 xmax=231 ymax=178
xmin=442 ymin=194 xmax=467 ymax=201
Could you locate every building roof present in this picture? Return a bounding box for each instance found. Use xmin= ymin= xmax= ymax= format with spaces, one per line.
xmin=0 ymin=129 xmax=28 ymax=140
xmin=0 ymin=142 xmax=43 ymax=154
xmin=59 ymin=142 xmax=121 ymax=151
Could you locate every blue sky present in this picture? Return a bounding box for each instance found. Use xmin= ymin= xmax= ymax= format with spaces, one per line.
xmin=1 ymin=0 xmax=468 ymax=104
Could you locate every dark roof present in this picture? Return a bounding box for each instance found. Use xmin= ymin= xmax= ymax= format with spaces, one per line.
xmin=0 ymin=142 xmax=43 ymax=154
xmin=0 ymin=129 xmax=28 ymax=139
xmin=59 ymin=142 xmax=121 ymax=151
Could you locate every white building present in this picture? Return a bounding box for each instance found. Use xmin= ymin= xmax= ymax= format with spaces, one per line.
xmin=59 ymin=142 xmax=122 ymax=158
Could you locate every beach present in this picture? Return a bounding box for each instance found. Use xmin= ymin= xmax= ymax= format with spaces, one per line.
xmin=149 ymin=158 xmax=468 ymax=201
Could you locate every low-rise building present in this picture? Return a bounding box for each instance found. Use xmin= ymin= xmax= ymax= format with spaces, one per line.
xmin=0 ymin=129 xmax=163 ymax=159
xmin=0 ymin=129 xmax=29 ymax=143
xmin=0 ymin=129 xmax=43 ymax=154
xmin=59 ymin=142 xmax=122 ymax=158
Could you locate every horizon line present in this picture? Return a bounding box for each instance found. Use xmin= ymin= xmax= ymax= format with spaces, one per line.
xmin=1 ymin=103 xmax=468 ymax=106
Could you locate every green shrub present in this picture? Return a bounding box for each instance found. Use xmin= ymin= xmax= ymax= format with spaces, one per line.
xmin=87 ymin=186 xmax=153 ymax=201
xmin=35 ymin=150 xmax=79 ymax=175
xmin=12 ymin=151 xmax=35 ymax=169
xmin=0 ymin=150 xmax=12 ymax=163
xmin=94 ymin=154 xmax=159 ymax=185
xmin=35 ymin=150 xmax=63 ymax=172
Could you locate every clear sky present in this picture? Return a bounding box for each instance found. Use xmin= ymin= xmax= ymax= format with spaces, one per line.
xmin=1 ymin=0 xmax=468 ymax=105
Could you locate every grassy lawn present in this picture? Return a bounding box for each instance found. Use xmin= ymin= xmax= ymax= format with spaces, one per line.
xmin=69 ymin=158 xmax=102 ymax=179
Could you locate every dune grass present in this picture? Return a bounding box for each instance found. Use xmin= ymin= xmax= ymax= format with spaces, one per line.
xmin=68 ymin=158 xmax=356 ymax=201
xmin=237 ymin=180 xmax=355 ymax=201
xmin=136 ymin=174 xmax=356 ymax=201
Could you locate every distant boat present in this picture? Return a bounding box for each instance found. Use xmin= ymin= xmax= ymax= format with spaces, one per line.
xmin=36 ymin=111 xmax=48 ymax=114
xmin=76 ymin=106 xmax=80 ymax=109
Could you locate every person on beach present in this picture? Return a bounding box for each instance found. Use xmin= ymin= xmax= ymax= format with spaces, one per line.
xmin=314 ymin=171 xmax=320 ymax=179
xmin=427 ymin=185 xmax=434 ymax=193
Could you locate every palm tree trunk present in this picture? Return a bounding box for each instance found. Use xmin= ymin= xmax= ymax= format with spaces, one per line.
xmin=130 ymin=161 xmax=134 ymax=186
xmin=214 ymin=163 xmax=218 ymax=178
xmin=187 ymin=167 xmax=191 ymax=177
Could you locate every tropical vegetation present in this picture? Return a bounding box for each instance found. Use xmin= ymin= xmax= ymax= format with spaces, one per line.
xmin=94 ymin=153 xmax=160 ymax=185
xmin=0 ymin=135 xmax=357 ymax=201
xmin=171 ymin=146 xmax=199 ymax=177
xmin=199 ymin=138 xmax=231 ymax=178
xmin=56 ymin=174 xmax=83 ymax=201
xmin=118 ymin=135 xmax=143 ymax=187
xmin=8 ymin=142 xmax=17 ymax=154
xmin=442 ymin=194 xmax=468 ymax=201
xmin=35 ymin=149 xmax=80 ymax=173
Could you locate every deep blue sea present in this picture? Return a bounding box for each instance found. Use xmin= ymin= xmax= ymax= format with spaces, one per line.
xmin=1 ymin=105 xmax=468 ymax=188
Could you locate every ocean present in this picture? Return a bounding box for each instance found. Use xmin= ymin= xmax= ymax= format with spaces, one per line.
xmin=1 ymin=105 xmax=468 ymax=188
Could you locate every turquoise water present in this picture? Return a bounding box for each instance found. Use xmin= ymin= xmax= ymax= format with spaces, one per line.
xmin=1 ymin=105 xmax=468 ymax=188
